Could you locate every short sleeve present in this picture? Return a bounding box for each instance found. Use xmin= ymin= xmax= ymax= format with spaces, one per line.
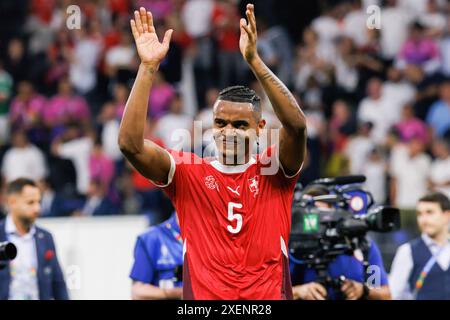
xmin=259 ymin=145 xmax=302 ymax=183
xmin=150 ymin=150 xmax=200 ymax=203
xmin=129 ymin=236 xmax=155 ymax=284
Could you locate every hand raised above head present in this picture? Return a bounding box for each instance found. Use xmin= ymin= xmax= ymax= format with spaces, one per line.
xmin=130 ymin=7 xmax=173 ymax=67
xmin=239 ymin=3 xmax=258 ymax=64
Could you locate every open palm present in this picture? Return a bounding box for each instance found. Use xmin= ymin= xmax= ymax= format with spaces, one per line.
xmin=239 ymin=4 xmax=258 ymax=63
xmin=130 ymin=8 xmax=173 ymax=66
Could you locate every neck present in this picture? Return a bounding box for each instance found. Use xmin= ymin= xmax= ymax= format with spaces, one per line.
xmin=219 ymin=153 xmax=251 ymax=166
xmin=11 ymin=215 xmax=32 ymax=236
xmin=430 ymin=230 xmax=449 ymax=246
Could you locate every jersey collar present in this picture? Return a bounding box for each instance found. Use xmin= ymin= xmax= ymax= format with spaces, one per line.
xmin=209 ymin=157 xmax=257 ymax=174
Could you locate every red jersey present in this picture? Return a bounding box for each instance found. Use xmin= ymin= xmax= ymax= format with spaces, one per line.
xmin=155 ymin=146 xmax=300 ymax=300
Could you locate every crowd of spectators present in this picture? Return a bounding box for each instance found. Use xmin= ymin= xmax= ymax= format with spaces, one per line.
xmin=0 ymin=0 xmax=449 ymax=223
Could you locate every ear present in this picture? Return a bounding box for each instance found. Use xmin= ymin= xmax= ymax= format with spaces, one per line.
xmin=256 ymin=119 xmax=266 ymax=135
xmin=7 ymin=194 xmax=16 ymax=208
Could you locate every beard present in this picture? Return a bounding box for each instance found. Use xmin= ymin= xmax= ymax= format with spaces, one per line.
xmin=18 ymin=215 xmax=36 ymax=231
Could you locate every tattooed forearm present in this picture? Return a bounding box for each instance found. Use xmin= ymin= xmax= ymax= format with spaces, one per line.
xmin=249 ymin=56 xmax=306 ymax=131
xmin=259 ymin=70 xmax=298 ymax=107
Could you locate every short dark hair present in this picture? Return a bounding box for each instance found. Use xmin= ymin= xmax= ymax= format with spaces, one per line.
xmin=217 ymin=85 xmax=261 ymax=113
xmin=7 ymin=178 xmax=37 ymax=195
xmin=418 ymin=192 xmax=450 ymax=212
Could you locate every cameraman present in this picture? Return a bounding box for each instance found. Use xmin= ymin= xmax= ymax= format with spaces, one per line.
xmin=290 ymin=186 xmax=391 ymax=300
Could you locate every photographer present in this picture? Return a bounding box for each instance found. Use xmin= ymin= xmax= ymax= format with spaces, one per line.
xmin=290 ymin=185 xmax=391 ymax=300
xmin=129 ymin=212 xmax=183 ymax=300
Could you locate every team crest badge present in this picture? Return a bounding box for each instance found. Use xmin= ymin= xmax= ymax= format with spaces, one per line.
xmin=248 ymin=176 xmax=259 ymax=197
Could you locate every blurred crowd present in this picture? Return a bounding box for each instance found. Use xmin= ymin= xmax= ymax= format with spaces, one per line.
xmin=0 ymin=0 xmax=449 ymax=222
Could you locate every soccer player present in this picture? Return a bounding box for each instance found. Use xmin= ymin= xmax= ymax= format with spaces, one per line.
xmin=119 ymin=4 xmax=307 ymax=299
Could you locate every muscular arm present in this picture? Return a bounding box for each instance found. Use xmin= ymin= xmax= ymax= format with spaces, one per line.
xmin=240 ymin=4 xmax=306 ymax=175
xmin=249 ymin=56 xmax=307 ymax=175
xmin=118 ymin=8 xmax=173 ymax=183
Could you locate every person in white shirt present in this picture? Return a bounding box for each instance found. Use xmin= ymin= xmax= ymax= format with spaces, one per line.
xmin=389 ymin=192 xmax=450 ymax=300
xmin=429 ymin=139 xmax=450 ymax=199
xmin=154 ymin=93 xmax=193 ymax=151
xmin=389 ymin=139 xmax=431 ymax=209
xmin=357 ymin=78 xmax=393 ymax=144
xmin=380 ymin=0 xmax=414 ymax=59
xmin=105 ymin=31 xmax=136 ymax=77
xmin=51 ymin=125 xmax=94 ymax=195
xmin=382 ymin=67 xmax=416 ymax=124
xmin=181 ymin=0 xmax=214 ymax=38
xmin=1 ymin=131 xmax=47 ymax=183
xmin=343 ymin=0 xmax=369 ymax=48
xmin=345 ymin=122 xmax=375 ymax=175
xmin=69 ymin=27 xmax=103 ymax=95
xmin=362 ymin=147 xmax=387 ymax=205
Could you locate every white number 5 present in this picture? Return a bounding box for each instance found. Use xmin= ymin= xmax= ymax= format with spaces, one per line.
xmin=227 ymin=202 xmax=243 ymax=234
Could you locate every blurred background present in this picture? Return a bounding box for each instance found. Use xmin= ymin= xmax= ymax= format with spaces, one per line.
xmin=0 ymin=0 xmax=450 ymax=298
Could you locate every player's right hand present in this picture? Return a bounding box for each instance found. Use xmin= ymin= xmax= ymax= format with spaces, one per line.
xmin=130 ymin=7 xmax=173 ymax=67
xmin=293 ymin=282 xmax=327 ymax=300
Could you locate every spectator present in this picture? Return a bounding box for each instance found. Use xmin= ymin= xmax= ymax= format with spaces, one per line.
xmin=148 ymin=71 xmax=176 ymax=119
xmin=1 ymin=130 xmax=47 ymax=183
xmin=154 ymin=93 xmax=193 ymax=150
xmin=395 ymin=104 xmax=429 ymax=144
xmin=382 ymin=67 xmax=417 ymax=124
xmin=426 ymin=79 xmax=450 ymax=138
xmin=343 ymin=0 xmax=369 ymax=49
xmin=9 ymin=81 xmax=46 ymax=132
xmin=89 ymin=140 xmax=115 ymax=192
xmin=105 ymin=30 xmax=136 ymax=79
xmin=212 ymin=0 xmax=244 ymax=88
xmin=357 ymin=78 xmax=392 ymax=144
xmin=362 ymin=147 xmax=387 ymax=204
xmin=389 ymin=138 xmax=431 ymax=209
xmin=380 ymin=0 xmax=414 ymax=60
xmin=0 ymin=61 xmax=13 ymax=145
xmin=344 ymin=122 xmax=375 ymax=175
xmin=37 ymin=178 xmax=71 ymax=217
xmin=429 ymin=139 xmax=450 ymax=199
xmin=396 ymin=22 xmax=441 ymax=75
xmin=51 ymin=125 xmax=94 ymax=195
xmin=73 ymin=179 xmax=118 ymax=216
xmin=44 ymin=77 xmax=91 ymax=128
xmin=68 ymin=23 xmax=103 ymax=95
xmin=3 ymin=38 xmax=30 ymax=84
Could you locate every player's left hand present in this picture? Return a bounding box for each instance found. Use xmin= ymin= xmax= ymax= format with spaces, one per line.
xmin=239 ymin=3 xmax=258 ymax=64
xmin=341 ymin=279 xmax=365 ymax=300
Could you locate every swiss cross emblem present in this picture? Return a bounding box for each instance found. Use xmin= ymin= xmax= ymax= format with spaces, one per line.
xmin=248 ymin=176 xmax=259 ymax=197
xmin=205 ymin=175 xmax=219 ymax=191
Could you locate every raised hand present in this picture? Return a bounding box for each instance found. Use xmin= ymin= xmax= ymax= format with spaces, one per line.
xmin=130 ymin=7 xmax=173 ymax=67
xmin=239 ymin=3 xmax=258 ymax=64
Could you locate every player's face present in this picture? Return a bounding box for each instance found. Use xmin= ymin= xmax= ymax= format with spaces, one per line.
xmin=213 ymin=100 xmax=264 ymax=164
xmin=416 ymin=201 xmax=450 ymax=238
xmin=8 ymin=186 xmax=42 ymax=225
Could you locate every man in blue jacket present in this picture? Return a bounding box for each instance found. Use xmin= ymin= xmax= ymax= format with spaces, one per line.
xmin=0 ymin=178 xmax=69 ymax=300
xmin=130 ymin=212 xmax=183 ymax=299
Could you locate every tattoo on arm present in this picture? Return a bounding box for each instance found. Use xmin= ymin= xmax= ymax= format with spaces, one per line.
xmin=259 ymin=70 xmax=297 ymax=106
